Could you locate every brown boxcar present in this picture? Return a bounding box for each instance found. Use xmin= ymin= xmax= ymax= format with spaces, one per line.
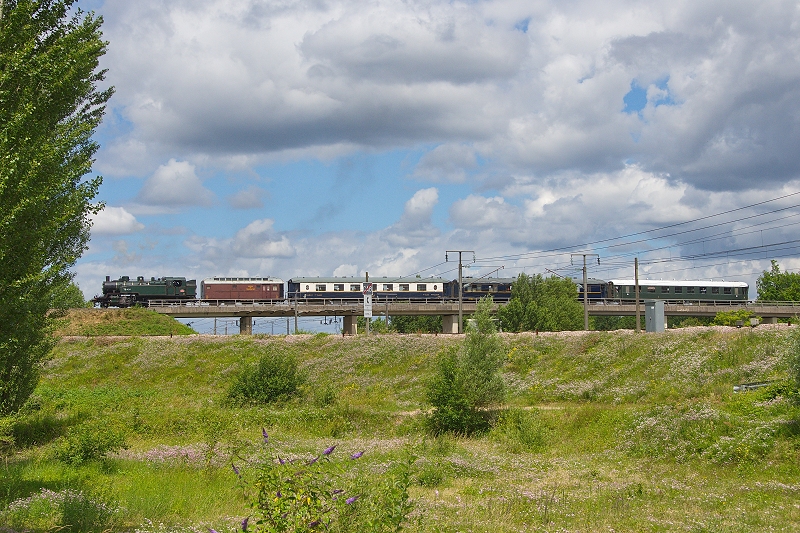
xmin=201 ymin=277 xmax=284 ymax=301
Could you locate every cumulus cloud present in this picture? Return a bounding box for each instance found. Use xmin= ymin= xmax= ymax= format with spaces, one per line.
xmin=90 ymin=206 xmax=145 ymax=235
xmin=137 ymin=159 xmax=214 ymax=206
xmin=382 ymin=188 xmax=440 ymax=247
xmin=228 ymin=186 xmax=268 ymax=209
xmin=411 ymin=144 xmax=477 ymax=183
xmin=232 ymin=219 xmax=295 ymax=258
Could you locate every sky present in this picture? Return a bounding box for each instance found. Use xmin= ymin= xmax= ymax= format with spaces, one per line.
xmin=75 ymin=0 xmax=800 ymax=330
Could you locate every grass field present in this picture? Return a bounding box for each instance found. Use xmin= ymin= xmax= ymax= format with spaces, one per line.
xmin=2 ymin=323 xmax=799 ymax=532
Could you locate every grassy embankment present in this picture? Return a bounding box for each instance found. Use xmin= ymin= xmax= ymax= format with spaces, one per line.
xmin=2 ymin=311 xmax=799 ymax=532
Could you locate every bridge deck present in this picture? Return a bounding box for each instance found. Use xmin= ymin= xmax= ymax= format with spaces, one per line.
xmin=146 ymin=299 xmax=800 ymax=319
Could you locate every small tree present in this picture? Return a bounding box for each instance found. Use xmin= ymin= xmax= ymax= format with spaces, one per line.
xmin=757 ymin=260 xmax=800 ymax=301
xmin=498 ymin=273 xmax=583 ymax=332
xmin=426 ymin=296 xmax=504 ymax=435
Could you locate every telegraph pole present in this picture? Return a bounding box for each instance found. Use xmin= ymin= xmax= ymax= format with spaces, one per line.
xmin=365 ymin=272 xmax=370 ymax=336
xmin=635 ymin=257 xmax=641 ymax=333
xmin=446 ymin=250 xmax=475 ymax=334
xmin=571 ymin=253 xmax=599 ymax=331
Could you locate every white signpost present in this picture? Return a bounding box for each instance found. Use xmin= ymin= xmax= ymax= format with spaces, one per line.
xmin=363 ymin=283 xmax=373 ymax=318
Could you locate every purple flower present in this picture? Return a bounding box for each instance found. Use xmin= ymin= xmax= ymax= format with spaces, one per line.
xmin=350 ymin=451 xmax=364 ymax=460
xmin=345 ymin=495 xmax=360 ymax=505
xmin=209 ymin=529 xmax=220 ymax=533
xmin=241 ymin=517 xmax=249 ymax=532
xmin=276 ymin=490 xmax=282 ymax=498
xmin=307 ymin=455 xmax=319 ymax=465
xmin=322 ymin=445 xmax=337 ymax=456
xmin=332 ymin=489 xmax=344 ymax=495
xmin=308 ymin=519 xmax=321 ymax=527
xmin=278 ymin=456 xmax=286 ymax=465
xmin=232 ymin=463 xmax=240 ymax=477
xmin=262 ymin=428 xmax=269 ymax=444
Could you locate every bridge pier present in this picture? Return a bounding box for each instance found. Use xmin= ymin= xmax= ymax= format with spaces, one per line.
xmin=763 ymin=316 xmax=778 ymax=324
xmin=342 ymin=315 xmax=358 ymax=335
xmin=239 ymin=316 xmax=253 ymax=335
xmin=442 ymin=315 xmax=459 ymax=334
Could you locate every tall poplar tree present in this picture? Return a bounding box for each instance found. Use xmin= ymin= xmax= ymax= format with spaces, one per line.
xmin=0 ymin=0 xmax=112 ymax=415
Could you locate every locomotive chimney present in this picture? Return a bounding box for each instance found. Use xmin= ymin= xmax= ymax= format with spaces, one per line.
xmin=106 ymin=276 xmax=110 ymax=282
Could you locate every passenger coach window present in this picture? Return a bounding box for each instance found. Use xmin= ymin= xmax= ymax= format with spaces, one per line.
xmin=399 ymin=284 xmax=410 ymax=291
xmin=712 ymin=287 xmax=720 ymax=294
xmin=661 ymin=287 xmax=670 ymax=293
xmin=383 ymin=284 xmax=393 ymax=291
xmin=350 ymin=284 xmax=360 ymax=291
xmin=316 ymin=284 xmax=326 ymax=291
xmin=687 ymin=287 xmax=695 ymax=293
xmin=333 ymin=284 xmax=344 ymax=291
xmin=647 ymin=287 xmax=656 ymax=293
xmin=699 ymin=287 xmax=707 ymax=294
xmin=724 ymin=287 xmax=732 ymax=295
xmin=417 ymin=284 xmax=427 ymax=291
xmin=674 ymin=287 xmax=682 ymax=293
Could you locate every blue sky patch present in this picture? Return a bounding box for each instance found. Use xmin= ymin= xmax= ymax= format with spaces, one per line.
xmin=623 ymin=77 xmax=676 ymax=115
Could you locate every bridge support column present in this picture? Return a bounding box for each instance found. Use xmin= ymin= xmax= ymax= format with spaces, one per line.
xmin=763 ymin=316 xmax=778 ymax=324
xmin=443 ymin=315 xmax=459 ymax=334
xmin=343 ymin=315 xmax=358 ymax=335
xmin=239 ymin=316 xmax=253 ymax=335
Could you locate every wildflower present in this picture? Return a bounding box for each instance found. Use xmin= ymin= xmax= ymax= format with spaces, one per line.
xmin=322 ymin=444 xmax=337 ymax=455
xmin=332 ymin=489 xmax=344 ymax=495
xmin=209 ymin=529 xmax=220 ymax=533
xmin=262 ymin=428 xmax=269 ymax=444
xmin=350 ymin=451 xmax=364 ymax=460
xmin=309 ymin=519 xmax=321 ymax=527
xmin=278 ymin=456 xmax=286 ymax=465
xmin=307 ymin=455 xmax=319 ymax=465
xmin=346 ymin=495 xmax=360 ymax=505
xmin=241 ymin=516 xmax=249 ymax=532
xmin=232 ymin=463 xmax=240 ymax=476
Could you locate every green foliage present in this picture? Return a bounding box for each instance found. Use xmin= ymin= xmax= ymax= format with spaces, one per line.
xmin=50 ymin=280 xmax=89 ymax=309
xmin=52 ymin=420 xmax=127 ymax=465
xmin=227 ymin=350 xmax=305 ymax=405
xmin=498 ymin=273 xmax=583 ymax=332
xmin=489 ymin=408 xmax=551 ymax=453
xmin=789 ymin=328 xmax=800 ymax=393
xmin=0 ymin=488 xmax=121 ymax=533
xmin=426 ymin=297 xmax=504 ymax=435
xmin=713 ymin=309 xmax=755 ymax=326
xmin=391 ymin=315 xmax=443 ymax=333
xmin=591 ymin=315 xmax=636 ymax=331
xmin=358 ymin=317 xmax=391 ymax=333
xmin=0 ymin=0 xmax=112 ymax=416
xmin=248 ymin=436 xmax=416 ymax=533
xmin=669 ymin=316 xmax=713 ymax=328
xmin=756 ymin=260 xmax=800 ymax=301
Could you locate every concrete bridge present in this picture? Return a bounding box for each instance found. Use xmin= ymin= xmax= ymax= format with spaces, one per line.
xmin=147 ymin=298 xmax=800 ymax=334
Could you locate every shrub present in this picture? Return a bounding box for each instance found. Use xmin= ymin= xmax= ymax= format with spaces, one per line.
xmin=226 ymin=351 xmax=305 ymax=405
xmin=0 ymin=488 xmax=121 ymax=533
xmin=713 ymin=309 xmax=756 ymax=326
xmin=426 ymin=297 xmax=504 ymax=435
xmin=52 ymin=421 xmax=127 ymax=465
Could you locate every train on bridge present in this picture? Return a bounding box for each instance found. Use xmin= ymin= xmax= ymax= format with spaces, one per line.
xmin=92 ymin=274 xmax=750 ymax=308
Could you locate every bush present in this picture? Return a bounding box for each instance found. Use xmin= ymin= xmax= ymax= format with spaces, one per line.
xmin=52 ymin=421 xmax=127 ymax=465
xmin=426 ymin=297 xmax=504 ymax=435
xmin=713 ymin=309 xmax=756 ymax=326
xmin=226 ymin=351 xmax=305 ymax=405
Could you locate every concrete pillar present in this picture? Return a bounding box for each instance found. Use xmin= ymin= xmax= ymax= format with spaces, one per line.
xmin=239 ymin=316 xmax=253 ymax=335
xmin=764 ymin=316 xmax=778 ymax=324
xmin=442 ymin=315 xmax=459 ymax=334
xmin=343 ymin=315 xmax=358 ymax=335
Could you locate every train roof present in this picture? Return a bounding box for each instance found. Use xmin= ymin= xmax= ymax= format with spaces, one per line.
xmin=202 ymin=276 xmax=284 ymax=284
xmin=607 ymin=279 xmax=748 ymax=288
xmin=288 ymin=276 xmax=447 ymax=284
